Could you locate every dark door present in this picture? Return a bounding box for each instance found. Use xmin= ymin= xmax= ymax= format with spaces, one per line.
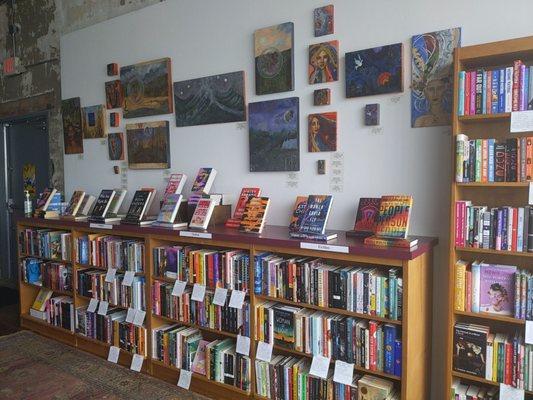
xmin=0 ymin=114 xmax=50 ymax=285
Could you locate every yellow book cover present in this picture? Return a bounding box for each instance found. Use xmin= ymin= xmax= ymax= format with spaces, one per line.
xmin=455 ymin=260 xmax=468 ymax=311
xmin=31 ymin=288 xmax=53 ymax=311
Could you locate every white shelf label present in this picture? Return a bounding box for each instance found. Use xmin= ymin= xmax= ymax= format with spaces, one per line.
xmin=333 ymin=360 xmax=354 ymax=385
xmin=89 ymin=223 xmax=113 ymax=230
xmin=125 ymin=308 xmax=136 ymax=323
xmin=97 ymin=300 xmax=109 ymax=315
xmin=229 ymin=290 xmax=246 ymax=309
xmin=172 ymin=280 xmax=187 ymax=297
xmin=191 ymin=284 xmax=206 ymax=302
xmin=236 ymin=335 xmax=250 ymax=356
xmin=180 ymin=231 xmax=212 ymax=239
xmin=122 ymin=270 xmax=135 ymax=287
xmin=511 ymin=110 xmax=533 ymax=133
xmin=256 ymin=341 xmax=273 ymax=362
xmin=212 ymin=287 xmax=228 ymax=306
xmin=177 ymin=369 xmax=193 ymax=390
xmin=130 ymin=354 xmax=144 ymax=372
xmin=87 ymin=298 xmax=99 ymax=313
xmin=132 ymin=310 xmax=146 ymax=327
xmin=107 ymin=346 xmax=120 ymax=363
xmin=105 ymin=268 xmax=117 ymax=283
xmin=309 ymin=355 xmax=330 ymax=379
xmin=500 ymin=384 xmax=525 ymax=400
xmin=300 ymin=242 xmax=349 ymax=253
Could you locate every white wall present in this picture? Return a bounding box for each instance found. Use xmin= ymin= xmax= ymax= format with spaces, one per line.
xmin=60 ymin=1 xmax=533 ymax=398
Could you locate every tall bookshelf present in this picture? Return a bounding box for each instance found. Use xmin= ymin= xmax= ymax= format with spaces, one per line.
xmin=17 ymin=217 xmax=436 ymax=400
xmin=447 ymin=36 xmax=533 ymax=398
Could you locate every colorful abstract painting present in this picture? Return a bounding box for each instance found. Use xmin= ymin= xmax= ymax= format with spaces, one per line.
xmin=108 ymin=132 xmax=125 ymax=161
xmin=120 ymin=57 xmax=173 ymax=118
xmin=126 ymin=121 xmax=170 ymax=169
xmin=345 ymin=43 xmax=403 ymax=98
xmin=23 ymin=163 xmax=36 ymax=198
xmin=254 ymin=22 xmax=294 ymax=95
xmin=309 ymin=40 xmax=339 ymax=84
xmin=411 ymin=27 xmax=461 ymax=127
xmin=81 ymin=104 xmax=106 ymax=139
xmin=249 ymin=97 xmax=299 ymax=172
xmin=364 ymin=104 xmax=380 ymax=126
xmin=314 ymin=5 xmax=334 ymax=37
xmin=313 ymin=89 xmax=331 ymax=106
xmin=174 ymin=71 xmax=246 ymax=127
xmin=61 ymin=97 xmax=84 ymax=154
xmin=308 ymin=112 xmax=337 ymax=152
xmin=105 ymin=80 xmax=124 ymax=109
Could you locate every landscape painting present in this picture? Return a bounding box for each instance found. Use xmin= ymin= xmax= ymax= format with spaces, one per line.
xmin=254 ymin=22 xmax=294 ymax=95
xmin=249 ymin=97 xmax=299 ymax=172
xmin=120 ymin=57 xmax=173 ymax=118
xmin=345 ymin=43 xmax=403 ymax=98
xmin=108 ymin=132 xmax=125 ymax=160
xmin=309 ymin=40 xmax=339 ymax=84
xmin=411 ymin=27 xmax=461 ymax=127
xmin=174 ymin=71 xmax=246 ymax=127
xmin=314 ymin=5 xmax=334 ymax=37
xmin=126 ymin=121 xmax=170 ymax=169
xmin=308 ymin=112 xmax=337 ymax=152
xmin=81 ymin=104 xmax=106 ymax=139
xmin=61 ymin=97 xmax=84 ymax=154
xmin=105 ymin=80 xmax=124 ymax=109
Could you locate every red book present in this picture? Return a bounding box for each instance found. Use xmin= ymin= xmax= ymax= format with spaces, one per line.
xmin=369 ymin=321 xmax=378 ymax=371
xmin=505 ymin=341 xmax=513 ymax=385
xmin=207 ymin=253 xmax=214 ymax=288
xmin=465 ymin=71 xmax=471 ymax=115
xmin=512 ymin=60 xmax=523 ymax=112
xmin=512 ymin=207 xmax=518 ymax=251
xmin=226 ymin=187 xmax=261 ymax=228
xmin=482 ymin=139 xmax=488 ymax=182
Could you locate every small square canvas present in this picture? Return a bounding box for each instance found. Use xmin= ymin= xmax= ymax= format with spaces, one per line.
xmin=313 ymin=89 xmax=331 ymax=106
xmin=314 ymin=5 xmax=334 ymax=37
xmin=309 ymin=40 xmax=339 ymax=84
xmin=345 ymin=43 xmax=403 ymax=98
xmin=254 ymin=22 xmax=294 ymax=95
xmin=108 ymin=132 xmax=124 ymax=161
xmin=110 ymin=112 xmax=120 ymax=127
xmin=249 ymin=97 xmax=299 ymax=172
xmin=82 ymin=104 xmax=106 ymax=139
xmin=61 ymin=97 xmax=83 ymax=154
xmin=308 ymin=112 xmax=337 ymax=152
xmin=105 ymin=80 xmax=124 ymax=109
xmin=364 ymin=104 xmax=380 ymax=126
xmin=107 ymin=63 xmax=118 ymax=76
xmin=126 ymin=121 xmax=170 ymax=169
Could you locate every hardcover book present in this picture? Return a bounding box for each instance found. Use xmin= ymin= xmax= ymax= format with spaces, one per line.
xmin=239 ymin=196 xmax=270 ymax=234
xmin=351 ymin=197 xmax=381 ymax=236
xmin=298 ymin=195 xmax=333 ymax=235
xmin=123 ymin=190 xmax=152 ymax=223
xmin=273 ymin=305 xmax=301 ymax=348
xmin=156 ymin=193 xmax=184 ymax=225
xmin=191 ymin=168 xmax=217 ymax=195
xmin=479 ymin=263 xmax=516 ymax=315
xmin=288 ymin=196 xmax=308 ymax=233
xmin=357 ymin=375 xmax=394 ymax=400
xmin=189 ymin=198 xmax=216 ymax=230
xmin=64 ymin=191 xmax=85 ymax=216
xmin=163 ymin=173 xmax=187 ymax=202
xmin=107 ymin=189 xmax=127 ymax=216
xmin=374 ymin=195 xmax=413 ymax=239
xmin=90 ymin=190 xmax=116 ymax=219
xmin=363 ymin=235 xmax=419 ymax=249
xmin=225 ymin=187 xmax=261 ymax=228
xmin=453 ymin=323 xmax=489 ymax=378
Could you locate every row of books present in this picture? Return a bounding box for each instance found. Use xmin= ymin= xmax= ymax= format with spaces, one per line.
xmin=75 ymin=306 xmax=147 ymax=356
xmin=455 ymin=201 xmax=533 ymax=252
xmin=254 ymin=253 xmax=402 ymax=321
xmin=75 ymin=234 xmax=145 ymax=272
xmin=18 ymin=228 xmax=72 ymax=261
xmin=77 ymin=268 xmax=146 ymax=310
xmin=453 ymin=323 xmax=533 ymax=390
xmin=34 ymin=188 xmax=63 ymax=218
xmin=450 ymin=378 xmax=499 ymax=400
xmin=455 ymin=135 xmax=533 ymax=183
xmin=455 ymin=260 xmax=532 ymax=320
xmin=153 ymin=246 xmax=250 ymax=291
xmin=152 ymin=327 xmax=252 ymax=392
xmin=30 ymin=289 xmax=74 ymax=331
xmin=256 ymin=301 xmax=402 ymax=376
xmin=152 ymin=281 xmax=250 ymax=336
xmin=22 ymin=258 xmax=72 ymax=292
xmin=457 ymin=61 xmax=533 ymax=116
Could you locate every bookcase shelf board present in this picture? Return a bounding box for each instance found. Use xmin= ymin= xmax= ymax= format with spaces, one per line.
xmin=17 ymin=216 xmax=437 ymax=400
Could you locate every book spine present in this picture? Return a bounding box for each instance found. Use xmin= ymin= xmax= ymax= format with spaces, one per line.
xmin=492 ymin=69 xmax=500 ymax=114
xmin=475 ymin=139 xmax=482 ymax=182
xmin=393 ymin=339 xmax=402 ymax=377
xmin=482 ymin=70 xmax=488 ymax=115
xmin=455 ymin=262 xmax=466 ymax=312
xmin=458 ymin=71 xmax=465 ymax=116
xmin=513 ymin=60 xmax=523 ymax=112
xmin=499 ymin=68 xmax=506 ymax=113
xmin=475 ymin=69 xmax=484 ymax=115
xmin=465 ymin=70 xmax=471 ymax=115
xmin=488 ymin=138 xmax=495 ymax=182
xmin=470 ymin=71 xmax=477 ymax=115
xmin=505 ymin=66 xmax=514 ymax=113
xmin=471 ymin=262 xmax=480 ymax=313
xmin=520 ymin=64 xmax=527 ymax=111
xmin=482 ymin=139 xmax=488 ymax=182
xmin=529 ymin=66 xmax=533 ymax=110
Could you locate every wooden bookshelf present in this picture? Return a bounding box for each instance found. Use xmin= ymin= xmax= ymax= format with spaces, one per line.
xmin=17 ymin=216 xmax=437 ymax=400
xmin=447 ymin=35 xmax=533 ymax=398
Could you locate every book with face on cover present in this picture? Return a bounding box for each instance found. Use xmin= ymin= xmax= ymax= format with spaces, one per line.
xmin=189 ymin=198 xmax=217 ymax=230
xmin=123 ymin=190 xmax=153 ymax=224
xmin=64 ymin=191 xmax=85 ymax=216
xmin=298 ymin=195 xmax=333 ymax=235
xmin=154 ymin=194 xmax=186 ymax=228
xmin=239 ymin=196 xmax=270 ymax=234
xmin=349 ymin=197 xmax=381 ymax=237
xmin=288 ymin=196 xmax=308 ymax=233
xmin=225 ymin=187 xmax=261 ymax=228
xmin=89 ymin=190 xmax=116 ymax=219
xmin=479 ymin=263 xmax=516 ymax=315
xmin=374 ymin=195 xmax=413 ymax=239
xmin=35 ymin=188 xmax=57 ymax=213
xmin=163 ymin=174 xmax=187 ymax=202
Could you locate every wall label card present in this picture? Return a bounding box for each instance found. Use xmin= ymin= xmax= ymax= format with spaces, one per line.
xmin=333 ymin=360 xmax=354 ymax=385
xmin=256 ymin=341 xmax=273 ymax=362
xmin=97 ymin=300 xmax=109 ymax=315
xmin=105 ymin=268 xmax=117 ymax=283
xmin=191 ymin=284 xmax=206 ymax=302
xmin=87 ymin=298 xmax=99 ymax=313
xmin=177 ymin=369 xmax=193 ymax=390
xmin=125 ymin=307 xmax=137 ymax=323
xmin=229 ymin=290 xmax=246 ymax=309
xmin=172 ymin=280 xmax=187 ymax=297
xmin=309 ymin=354 xmax=330 ymax=379
xmin=122 ymin=270 xmax=135 ymax=287
xmin=510 ymin=110 xmax=533 ymax=133
xmin=180 ymin=231 xmax=212 ymax=239
xmin=213 ymin=287 xmax=228 ymax=306
xmin=130 ymin=354 xmax=144 ymax=372
xmin=236 ymin=335 xmax=250 ymax=356
xmin=89 ymin=223 xmax=113 ymax=230
xmin=500 ymin=384 xmax=525 ymax=400
xmin=107 ymin=346 xmax=120 ymax=363
xmin=300 ymin=242 xmax=349 ymax=254
xmin=133 ymin=309 xmax=146 ymax=326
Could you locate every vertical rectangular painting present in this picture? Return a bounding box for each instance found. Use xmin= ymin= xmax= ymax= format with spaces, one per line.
xmin=126 ymin=121 xmax=170 ymax=169
xmin=308 ymin=112 xmax=337 ymax=152
xmin=120 ymin=57 xmax=173 ymax=118
xmin=108 ymin=132 xmax=125 ymax=161
xmin=314 ymin=5 xmax=334 ymax=37
xmin=309 ymin=40 xmax=339 ymax=84
xmin=174 ymin=71 xmax=246 ymax=127
xmin=82 ymin=104 xmax=106 ymax=139
xmin=364 ymin=104 xmax=380 ymax=126
xmin=254 ymin=22 xmax=294 ymax=95
xmin=105 ymin=80 xmax=124 ymax=109
xmin=411 ymin=27 xmax=461 ymax=127
xmin=61 ymin=97 xmax=84 ymax=154
xmin=345 ymin=43 xmax=403 ymax=98
xmin=249 ymin=97 xmax=299 ymax=172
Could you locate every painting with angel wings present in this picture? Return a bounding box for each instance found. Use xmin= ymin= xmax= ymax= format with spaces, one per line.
xmin=173 ymin=71 xmax=246 ymax=127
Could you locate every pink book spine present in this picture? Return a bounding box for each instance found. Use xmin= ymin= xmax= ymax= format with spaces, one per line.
xmin=455 ymin=201 xmax=463 ymax=247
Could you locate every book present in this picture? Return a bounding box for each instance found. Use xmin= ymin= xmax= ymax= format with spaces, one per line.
xmin=298 ymin=195 xmax=333 ymax=235
xmin=31 ymin=288 xmax=53 ymax=311
xmin=77 ymin=195 xmax=95 ymax=218
xmin=479 ymin=264 xmax=517 ymax=315
xmin=64 ymin=191 xmax=85 ymax=216
xmin=363 ymin=235 xmax=419 ymax=249
xmin=192 ymin=339 xmax=209 ymax=375
xmin=349 ymin=197 xmax=381 ymax=237
xmin=155 ymin=193 xmax=185 ymax=226
xmin=453 ymin=323 xmax=489 ymax=378
xmin=374 ymin=195 xmax=413 ymax=239
xmin=189 ymin=198 xmax=216 ymax=230
xmin=163 ymin=173 xmax=187 ymax=202
xmin=225 ymin=187 xmax=261 ymax=228
xmin=357 ymin=375 xmax=394 ymax=399
xmin=35 ymin=188 xmax=57 ymax=213
xmin=107 ymin=189 xmax=127 ymax=215
xmin=239 ymin=197 xmax=270 ymax=234
xmin=191 ymin=168 xmax=217 ymax=195
xmin=288 ymin=196 xmax=308 ymax=233
xmin=122 ymin=190 xmax=153 ymax=224
xmin=273 ymin=305 xmax=301 ymax=348
xmin=89 ymin=190 xmax=116 ymax=220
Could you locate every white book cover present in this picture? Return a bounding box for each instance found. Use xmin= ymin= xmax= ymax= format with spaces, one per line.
xmin=505 ymin=66 xmax=514 ymax=113
xmin=188 ymin=198 xmax=216 ymax=230
xmin=485 ymin=334 xmax=493 ymax=381
xmin=164 ymin=173 xmax=187 ymax=200
xmin=79 ymin=195 xmax=95 ymax=216
xmin=517 ymin=207 xmax=525 ymax=252
xmin=507 ymin=207 xmax=514 ymax=251
xmin=471 ymin=261 xmax=480 ymax=313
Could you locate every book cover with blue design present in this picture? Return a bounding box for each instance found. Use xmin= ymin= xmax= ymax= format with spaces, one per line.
xmin=298 ymin=195 xmax=333 ymax=235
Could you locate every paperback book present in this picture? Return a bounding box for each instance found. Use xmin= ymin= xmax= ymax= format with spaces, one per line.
xmin=347 ymin=197 xmax=381 ymax=237
xmin=88 ymin=190 xmax=116 ymax=222
xmin=34 ymin=188 xmax=58 ymax=218
xmin=363 ymin=236 xmax=419 ymax=249
xmin=374 ymin=195 xmax=413 ymax=239
xmin=189 ymin=198 xmax=217 ymax=230
xmin=225 ymin=187 xmax=261 ymax=228
xmin=63 ymin=190 xmax=85 ymax=217
xmin=479 ymin=264 xmax=516 ymax=315
xmin=153 ymin=193 xmax=186 ymax=228
xmin=289 ymin=195 xmax=336 ymax=241
xmin=288 ymin=196 xmax=308 ymax=233
xmin=163 ymin=173 xmax=187 ymax=202
xmin=453 ymin=323 xmax=489 ymax=378
xmin=122 ymin=190 xmax=154 ymax=225
xmin=239 ymin=197 xmax=270 ymax=234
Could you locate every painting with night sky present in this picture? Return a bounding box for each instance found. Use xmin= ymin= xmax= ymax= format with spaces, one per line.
xmin=248 ymin=97 xmax=299 ymax=172
xmin=345 ymin=43 xmax=403 ymax=98
xmin=173 ymin=71 xmax=246 ymax=127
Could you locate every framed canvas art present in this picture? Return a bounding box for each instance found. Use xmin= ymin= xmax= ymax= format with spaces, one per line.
xmin=61 ymin=97 xmax=84 ymax=154
xmin=364 ymin=104 xmax=380 ymax=126
xmin=313 ymin=88 xmax=331 ymax=106
xmin=105 ymin=80 xmax=124 ymax=109
xmin=81 ymin=104 xmax=106 ymax=139
xmin=308 ymin=112 xmax=337 ymax=152
xmin=108 ymin=132 xmax=125 ymax=161
xmin=309 ymin=40 xmax=339 ymax=84
xmin=126 ymin=121 xmax=170 ymax=169
xmin=314 ymin=5 xmax=334 ymax=37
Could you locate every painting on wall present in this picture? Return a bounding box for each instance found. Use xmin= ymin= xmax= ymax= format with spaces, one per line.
xmin=313 ymin=88 xmax=331 ymax=106
xmin=23 ymin=163 xmax=36 ymax=198
xmin=249 ymin=97 xmax=299 ymax=172
xmin=364 ymin=104 xmax=380 ymax=126
xmin=254 ymin=22 xmax=294 ymax=95
xmin=61 ymin=97 xmax=84 ymax=154
xmin=345 ymin=43 xmax=403 ymax=98
xmin=309 ymin=40 xmax=339 ymax=84
xmin=81 ymin=104 xmax=106 ymax=139
xmin=126 ymin=121 xmax=170 ymax=169
xmin=174 ymin=71 xmax=246 ymax=127
xmin=308 ymin=112 xmax=337 ymax=152
xmin=411 ymin=27 xmax=461 ymax=127
xmin=314 ymin=5 xmax=334 ymax=37
xmin=105 ymin=80 xmax=124 ymax=109
xmin=108 ymin=132 xmax=125 ymax=161
xmin=120 ymin=57 xmax=173 ymax=119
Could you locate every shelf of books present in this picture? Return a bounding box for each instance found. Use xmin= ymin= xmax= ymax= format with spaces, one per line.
xmin=17 ymin=216 xmax=436 ymax=400
xmin=448 ymin=35 xmax=533 ymax=399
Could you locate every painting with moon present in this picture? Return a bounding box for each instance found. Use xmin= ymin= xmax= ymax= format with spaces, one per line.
xmin=173 ymin=71 xmax=246 ymax=127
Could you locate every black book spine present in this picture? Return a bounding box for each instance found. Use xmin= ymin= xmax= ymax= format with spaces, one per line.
xmin=506 ymin=138 xmax=518 ymax=182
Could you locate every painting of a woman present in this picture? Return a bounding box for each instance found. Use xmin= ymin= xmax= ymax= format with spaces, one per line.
xmin=308 ymin=112 xmax=337 ymax=152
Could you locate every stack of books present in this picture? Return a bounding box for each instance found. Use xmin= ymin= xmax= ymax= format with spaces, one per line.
xmin=74 ymin=234 xmax=144 ymax=271
xmin=238 ymin=196 xmax=270 ymax=234
xmin=34 ymin=188 xmax=61 ymax=219
xmin=225 ymin=187 xmax=261 ymax=228
xmin=18 ymin=228 xmax=72 ymax=261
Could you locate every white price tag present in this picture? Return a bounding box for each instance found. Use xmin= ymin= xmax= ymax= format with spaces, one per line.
xmin=172 ymin=280 xmax=187 ymax=297
xmin=300 ymin=242 xmax=349 ymax=254
xmin=309 ymin=355 xmax=330 ymax=379
xmin=500 ymin=384 xmax=525 ymax=400
xmin=177 ymin=369 xmax=193 ymax=390
xmin=180 ymin=231 xmax=212 ymax=239
xmin=122 ymin=270 xmax=135 ymax=287
xmin=191 ymin=284 xmax=206 ymax=302
xmin=105 ymin=268 xmax=117 ymax=283
xmin=89 ymin=223 xmax=113 ymax=230
xmin=526 ymin=321 xmax=533 ymax=345
xmin=510 ymin=110 xmax=533 ymax=133
xmin=256 ymin=341 xmax=273 ymax=362
xmin=97 ymin=300 xmax=109 ymax=315
xmin=212 ymin=287 xmax=228 ymax=306
xmin=132 ymin=310 xmax=146 ymax=326
xmin=333 ymin=360 xmax=354 ymax=385
xmin=125 ymin=308 xmax=137 ymax=323
xmin=229 ymin=290 xmax=246 ymax=309
xmin=107 ymin=346 xmax=120 ymax=363
xmin=87 ymin=298 xmax=99 ymax=313
xmin=529 ymin=183 xmax=533 ymax=206
xmin=236 ymin=335 xmax=250 ymax=356
xmin=130 ymin=354 xmax=144 ymax=372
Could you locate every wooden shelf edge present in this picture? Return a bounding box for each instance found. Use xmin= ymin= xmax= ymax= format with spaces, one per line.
xmin=454 ymin=310 xmax=526 ymax=325
xmin=21 ymin=313 xmax=75 ymax=335
xmin=458 ymin=113 xmax=510 ymax=123
xmin=455 ymin=247 xmax=533 ymax=257
xmin=21 ymin=281 xmax=73 ymax=296
xmin=152 ymin=314 xmax=240 ymax=338
xmin=452 ymin=371 xmax=533 ymax=395
xmin=456 ymin=182 xmax=530 ymax=187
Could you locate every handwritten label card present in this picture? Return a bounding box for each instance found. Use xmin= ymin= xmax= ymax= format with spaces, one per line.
xmin=525 ymin=321 xmax=533 ymax=345
xmin=130 ymin=354 xmax=143 ymax=372
xmin=213 ymin=287 xmax=228 ymax=306
xmin=511 ymin=110 xmax=533 ymax=133
xmin=191 ymin=284 xmax=206 ymax=302
xmin=177 ymin=369 xmax=193 ymax=390
xmin=236 ymin=335 xmax=250 ymax=356
xmin=122 ymin=270 xmax=135 ymax=287
xmin=229 ymin=290 xmax=246 ymax=309
xmin=97 ymin=300 xmax=109 ymax=316
xmin=172 ymin=280 xmax=187 ymax=297
xmin=256 ymin=341 xmax=273 ymax=362
xmin=107 ymin=346 xmax=120 ymax=363
xmin=105 ymin=268 xmax=117 ymax=283
xmin=309 ymin=355 xmax=330 ymax=379
xmin=333 ymin=360 xmax=354 ymax=385
xmin=87 ymin=298 xmax=99 ymax=313
xmin=500 ymin=384 xmax=525 ymax=400
xmin=125 ymin=308 xmax=137 ymax=323
xmin=132 ymin=310 xmax=146 ymax=327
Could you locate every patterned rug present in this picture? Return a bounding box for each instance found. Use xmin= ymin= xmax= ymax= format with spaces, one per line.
xmin=0 ymin=330 xmax=209 ymax=400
